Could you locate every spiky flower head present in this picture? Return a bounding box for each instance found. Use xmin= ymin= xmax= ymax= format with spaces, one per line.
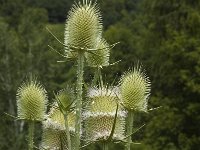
xmin=16 ymin=78 xmax=47 ymax=121
xmin=83 ymin=87 xmax=126 ymax=141
xmin=44 ymin=103 xmax=75 ymax=132
xmin=41 ymin=128 xmax=68 ymax=150
xmin=86 ymin=38 xmax=110 ymax=67
xmin=120 ymin=66 xmax=151 ymax=112
xmin=64 ymin=0 xmax=102 ymax=58
xmin=55 ymin=87 xmax=75 ymax=112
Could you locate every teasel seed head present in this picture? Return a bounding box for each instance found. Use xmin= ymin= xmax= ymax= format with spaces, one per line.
xmin=120 ymin=65 xmax=151 ymax=112
xmin=41 ymin=128 xmax=68 ymax=150
xmin=86 ymin=38 xmax=110 ymax=67
xmin=55 ymin=87 xmax=75 ymax=112
xmin=64 ymin=0 xmax=102 ymax=58
xmin=16 ymin=78 xmax=47 ymax=121
xmin=83 ymin=86 xmax=126 ymax=141
xmin=44 ymin=103 xmax=75 ymax=132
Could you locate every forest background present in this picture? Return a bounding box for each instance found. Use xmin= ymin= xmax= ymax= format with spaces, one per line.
xmin=0 ymin=0 xmax=199 ymax=149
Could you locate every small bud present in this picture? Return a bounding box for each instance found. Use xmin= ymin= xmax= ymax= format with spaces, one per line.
xmin=120 ymin=66 xmax=151 ymax=112
xmin=16 ymin=79 xmax=47 ymax=121
xmin=86 ymin=38 xmax=110 ymax=67
xmin=55 ymin=87 xmax=74 ymax=112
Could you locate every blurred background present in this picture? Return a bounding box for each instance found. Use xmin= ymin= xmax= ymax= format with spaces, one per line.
xmin=0 ymin=0 xmax=200 ymax=149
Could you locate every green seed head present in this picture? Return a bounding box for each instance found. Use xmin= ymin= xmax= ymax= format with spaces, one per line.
xmin=83 ymin=87 xmax=126 ymax=141
xmin=120 ymin=66 xmax=151 ymax=112
xmin=16 ymin=79 xmax=47 ymax=121
xmin=86 ymin=38 xmax=110 ymax=67
xmin=44 ymin=103 xmax=75 ymax=132
xmin=64 ymin=0 xmax=102 ymax=58
xmin=55 ymin=87 xmax=74 ymax=112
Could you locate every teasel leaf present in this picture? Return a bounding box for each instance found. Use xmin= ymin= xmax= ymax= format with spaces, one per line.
xmin=119 ymin=65 xmax=151 ymax=112
xmin=64 ymin=0 xmax=102 ymax=58
xmin=86 ymin=38 xmax=110 ymax=67
xmin=16 ymin=78 xmax=47 ymax=121
xmin=83 ymin=86 xmax=126 ymax=142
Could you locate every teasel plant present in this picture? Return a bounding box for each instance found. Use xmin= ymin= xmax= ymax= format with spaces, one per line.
xmin=14 ymin=0 xmax=152 ymax=149
xmin=16 ymin=77 xmax=48 ymax=150
xmin=119 ymin=65 xmax=151 ymax=150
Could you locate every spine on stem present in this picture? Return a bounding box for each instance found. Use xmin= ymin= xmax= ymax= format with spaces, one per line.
xmin=75 ymin=52 xmax=84 ymax=150
xmin=28 ymin=121 xmax=34 ymax=150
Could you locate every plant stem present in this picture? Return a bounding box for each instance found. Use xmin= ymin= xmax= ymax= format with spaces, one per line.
xmin=92 ymin=68 xmax=98 ymax=86
xmin=75 ymin=51 xmax=84 ymax=150
xmin=126 ymin=111 xmax=134 ymax=150
xmin=97 ymin=67 xmax=103 ymax=87
xmin=64 ymin=114 xmax=72 ymax=150
xmin=28 ymin=121 xmax=34 ymax=150
xmin=102 ymin=142 xmax=108 ymax=150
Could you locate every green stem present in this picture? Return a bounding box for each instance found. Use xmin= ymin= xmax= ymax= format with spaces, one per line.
xmin=75 ymin=52 xmax=84 ymax=150
xmin=126 ymin=111 xmax=134 ymax=150
xmin=92 ymin=68 xmax=98 ymax=86
xmin=97 ymin=67 xmax=103 ymax=87
xmin=102 ymin=142 xmax=108 ymax=150
xmin=64 ymin=114 xmax=72 ymax=150
xmin=28 ymin=121 xmax=34 ymax=150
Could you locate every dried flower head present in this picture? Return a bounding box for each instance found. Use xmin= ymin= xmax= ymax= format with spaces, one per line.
xmin=83 ymin=87 xmax=126 ymax=141
xmin=64 ymin=0 xmax=102 ymax=58
xmin=120 ymin=66 xmax=151 ymax=112
xmin=16 ymin=79 xmax=47 ymax=121
xmin=86 ymin=38 xmax=110 ymax=67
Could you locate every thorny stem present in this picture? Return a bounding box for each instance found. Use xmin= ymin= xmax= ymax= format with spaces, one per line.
xmin=28 ymin=121 xmax=34 ymax=150
xmin=126 ymin=111 xmax=134 ymax=150
xmin=64 ymin=114 xmax=72 ymax=150
xmin=75 ymin=51 xmax=84 ymax=150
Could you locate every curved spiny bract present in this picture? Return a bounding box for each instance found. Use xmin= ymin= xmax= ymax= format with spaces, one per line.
xmin=16 ymin=79 xmax=47 ymax=121
xmin=120 ymin=66 xmax=151 ymax=112
xmin=86 ymin=38 xmax=110 ymax=67
xmin=83 ymin=87 xmax=126 ymax=142
xmin=64 ymin=0 xmax=102 ymax=58
xmin=44 ymin=103 xmax=76 ymax=132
